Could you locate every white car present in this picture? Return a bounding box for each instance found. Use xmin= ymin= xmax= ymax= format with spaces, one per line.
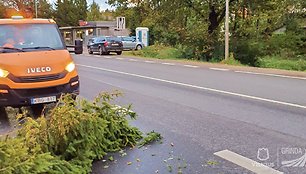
xmin=118 ymin=36 xmax=144 ymax=50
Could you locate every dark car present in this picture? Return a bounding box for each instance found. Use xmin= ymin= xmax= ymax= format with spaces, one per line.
xmin=87 ymin=36 xmax=123 ymax=55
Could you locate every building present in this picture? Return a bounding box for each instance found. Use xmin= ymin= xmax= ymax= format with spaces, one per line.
xmin=59 ymin=20 xmax=130 ymax=46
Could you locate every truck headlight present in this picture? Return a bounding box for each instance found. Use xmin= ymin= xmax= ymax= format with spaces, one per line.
xmin=0 ymin=68 xmax=9 ymax=78
xmin=65 ymin=62 xmax=75 ymax=72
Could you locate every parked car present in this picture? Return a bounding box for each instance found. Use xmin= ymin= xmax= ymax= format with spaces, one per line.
xmin=87 ymin=36 xmax=123 ymax=55
xmin=118 ymin=36 xmax=144 ymax=50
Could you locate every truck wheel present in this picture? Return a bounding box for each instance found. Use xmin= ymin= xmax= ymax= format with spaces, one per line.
xmin=0 ymin=107 xmax=9 ymax=126
xmin=116 ymin=51 xmax=122 ymax=55
xmin=30 ymin=104 xmax=45 ymax=118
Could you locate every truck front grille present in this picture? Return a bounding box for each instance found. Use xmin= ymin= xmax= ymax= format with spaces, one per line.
xmin=9 ymin=72 xmax=67 ymax=83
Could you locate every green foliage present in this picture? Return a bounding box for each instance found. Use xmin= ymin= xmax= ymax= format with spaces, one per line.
xmin=37 ymin=0 xmax=54 ymax=18
xmin=0 ymin=92 xmax=143 ymax=173
xmin=54 ymin=0 xmax=87 ymax=27
xmin=55 ymin=0 xmax=77 ymax=27
xmin=138 ymin=131 xmax=162 ymax=148
xmin=258 ymin=56 xmax=306 ymax=71
xmin=265 ymin=33 xmax=302 ymax=57
xmin=0 ymin=134 xmax=82 ymax=174
xmin=87 ymin=1 xmax=102 ymax=21
xmin=0 ymin=2 xmax=6 ymax=18
xmin=132 ymin=45 xmax=184 ymax=59
xmin=232 ymin=39 xmax=261 ymax=66
xmin=221 ymin=53 xmax=244 ymax=66
xmin=74 ymin=0 xmax=87 ymax=21
xmin=108 ymin=0 xmax=305 ymax=66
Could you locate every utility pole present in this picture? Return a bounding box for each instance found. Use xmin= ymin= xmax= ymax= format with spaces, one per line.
xmin=35 ymin=0 xmax=38 ymax=18
xmin=225 ymin=0 xmax=229 ymax=60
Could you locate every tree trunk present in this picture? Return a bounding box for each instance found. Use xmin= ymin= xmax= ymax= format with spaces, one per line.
xmin=208 ymin=6 xmax=218 ymax=34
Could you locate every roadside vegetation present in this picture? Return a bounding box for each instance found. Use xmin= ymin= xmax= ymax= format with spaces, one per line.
xmin=128 ymin=41 xmax=306 ymax=71
xmin=0 ymin=92 xmax=162 ymax=174
xmin=115 ymin=0 xmax=306 ymax=71
xmin=1 ymin=0 xmax=305 ymax=71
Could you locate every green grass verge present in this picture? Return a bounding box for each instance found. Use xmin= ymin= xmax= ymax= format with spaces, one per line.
xmin=125 ymin=45 xmax=306 ymax=72
xmin=258 ymin=56 xmax=306 ymax=71
xmin=126 ymin=45 xmax=185 ymax=60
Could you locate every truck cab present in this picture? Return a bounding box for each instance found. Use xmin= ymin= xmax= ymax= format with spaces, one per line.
xmin=0 ymin=16 xmax=80 ymax=116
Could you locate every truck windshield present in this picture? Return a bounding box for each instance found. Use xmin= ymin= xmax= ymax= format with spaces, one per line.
xmin=0 ymin=23 xmax=64 ymax=53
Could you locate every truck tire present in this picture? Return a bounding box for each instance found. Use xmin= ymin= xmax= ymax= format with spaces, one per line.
xmin=30 ymin=104 xmax=45 ymax=118
xmin=0 ymin=107 xmax=9 ymax=126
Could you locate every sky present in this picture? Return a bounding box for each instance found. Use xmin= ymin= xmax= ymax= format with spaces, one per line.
xmin=48 ymin=0 xmax=113 ymax=11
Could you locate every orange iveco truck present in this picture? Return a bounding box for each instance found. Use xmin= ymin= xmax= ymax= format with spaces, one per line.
xmin=0 ymin=16 xmax=80 ymax=116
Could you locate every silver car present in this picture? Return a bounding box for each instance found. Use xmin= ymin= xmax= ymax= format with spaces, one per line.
xmin=118 ymin=36 xmax=144 ymax=50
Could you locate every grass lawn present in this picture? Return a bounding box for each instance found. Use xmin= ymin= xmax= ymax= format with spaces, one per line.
xmin=123 ymin=46 xmax=306 ymax=72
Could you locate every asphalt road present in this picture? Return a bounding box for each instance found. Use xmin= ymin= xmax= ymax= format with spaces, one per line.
xmin=72 ymin=53 xmax=306 ymax=174
xmin=74 ymin=55 xmax=306 ymax=174
xmin=2 ymin=53 xmax=306 ymax=174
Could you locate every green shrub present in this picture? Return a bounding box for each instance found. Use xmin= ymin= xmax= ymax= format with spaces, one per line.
xmin=233 ymin=39 xmax=261 ymax=66
xmin=132 ymin=44 xmax=184 ymax=59
xmin=258 ymin=56 xmax=306 ymax=71
xmin=0 ymin=92 xmax=143 ymax=173
xmin=176 ymin=44 xmax=195 ymax=59
xmin=221 ymin=53 xmax=244 ymax=66
xmin=265 ymin=32 xmax=304 ymax=57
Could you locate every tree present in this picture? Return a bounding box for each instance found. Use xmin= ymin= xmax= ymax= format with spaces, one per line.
xmin=37 ymin=0 xmax=53 ymax=18
xmin=0 ymin=1 xmax=5 ymax=18
xmin=55 ymin=0 xmax=78 ymax=26
xmin=2 ymin=0 xmax=33 ymax=11
xmin=108 ymin=0 xmax=306 ymax=62
xmin=87 ymin=1 xmax=102 ymax=21
xmin=75 ymin=0 xmax=87 ymax=20
xmin=0 ymin=0 xmax=53 ymax=18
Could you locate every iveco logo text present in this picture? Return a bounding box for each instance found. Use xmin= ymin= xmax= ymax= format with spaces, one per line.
xmin=27 ymin=67 xmax=52 ymax=74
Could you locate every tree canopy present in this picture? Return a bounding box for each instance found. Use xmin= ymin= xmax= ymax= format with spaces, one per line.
xmin=109 ymin=0 xmax=306 ymax=62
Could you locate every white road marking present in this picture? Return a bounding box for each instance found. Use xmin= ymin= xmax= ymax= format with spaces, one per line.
xmin=129 ymin=59 xmax=138 ymax=62
xmin=77 ymin=64 xmax=306 ymax=110
xmin=78 ymin=55 xmax=306 ymax=80
xmin=235 ymin=71 xmax=306 ymax=80
xmin=145 ymin=61 xmax=156 ymax=64
xmin=214 ymin=150 xmax=283 ymax=174
xmin=162 ymin=63 xmax=176 ymax=66
xmin=116 ymin=57 xmax=124 ymax=60
xmin=210 ymin=68 xmax=230 ymax=71
xmin=183 ymin=65 xmax=199 ymax=68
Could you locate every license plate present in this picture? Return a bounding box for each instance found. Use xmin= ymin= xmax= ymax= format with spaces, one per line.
xmin=31 ymin=96 xmax=56 ymax=104
xmin=112 ymin=43 xmax=119 ymax=46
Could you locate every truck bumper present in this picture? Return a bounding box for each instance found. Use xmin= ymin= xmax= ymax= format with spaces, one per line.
xmin=0 ymin=76 xmax=79 ymax=107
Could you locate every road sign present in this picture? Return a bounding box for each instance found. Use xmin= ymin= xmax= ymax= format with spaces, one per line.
xmin=116 ymin=17 xmax=126 ymax=30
